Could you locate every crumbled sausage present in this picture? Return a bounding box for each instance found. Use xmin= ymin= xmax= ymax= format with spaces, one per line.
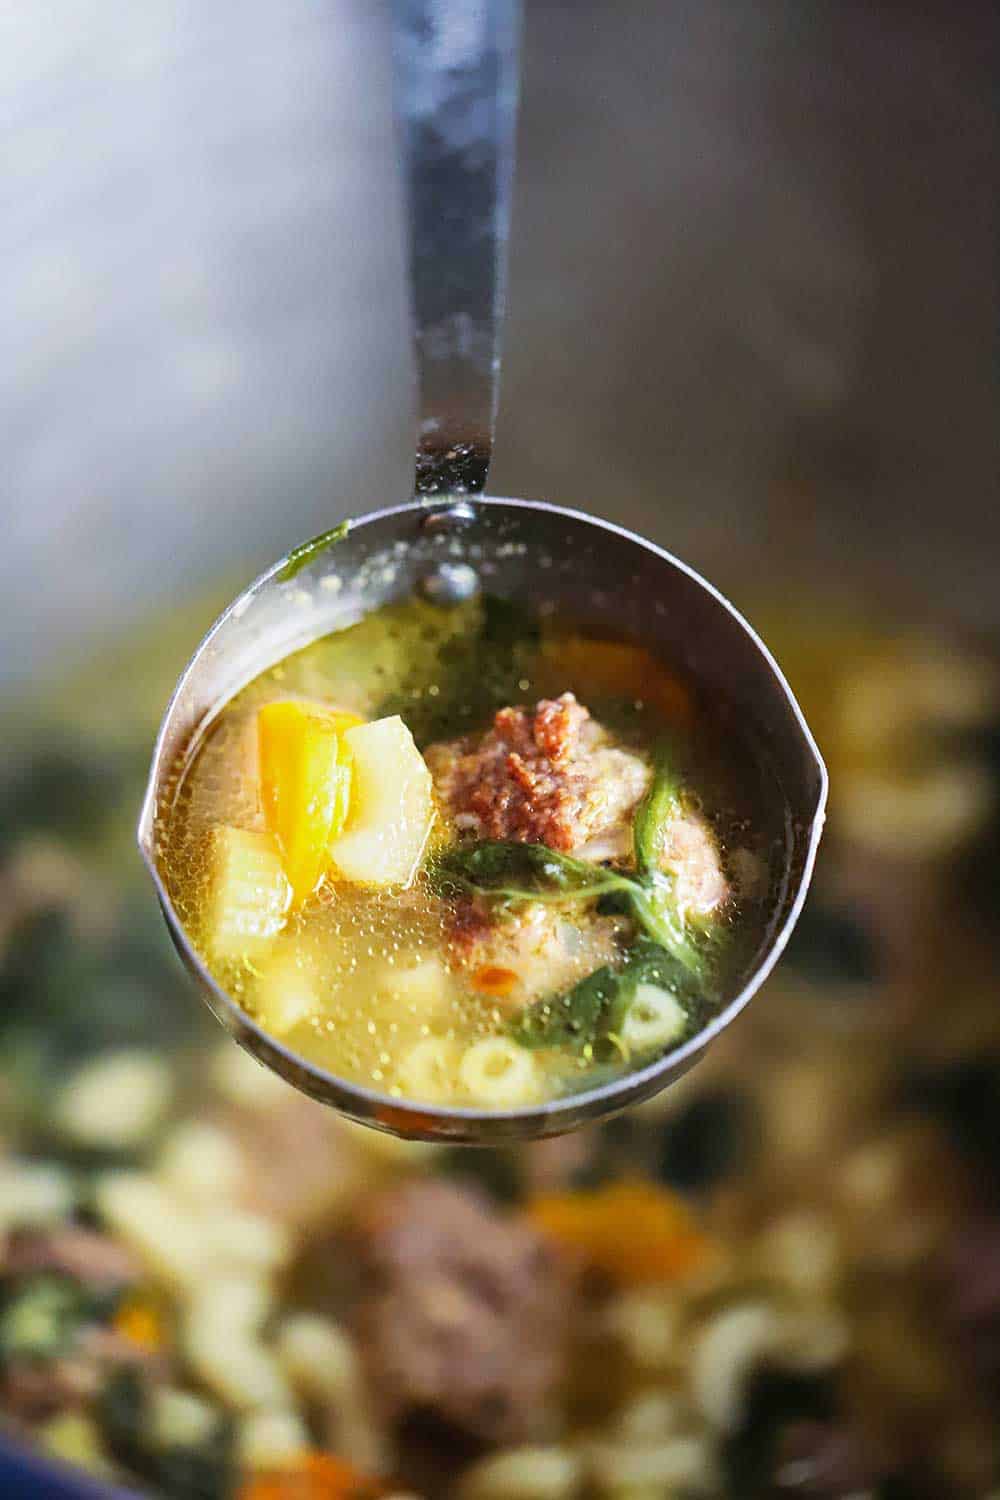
xmin=428 ymin=692 xmax=729 ymax=917
xmin=426 ymin=693 xmax=649 ymax=854
xmin=356 ymin=1181 xmax=575 ymax=1444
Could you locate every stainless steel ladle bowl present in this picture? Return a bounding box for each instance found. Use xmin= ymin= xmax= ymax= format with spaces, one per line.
xmin=138 ymin=0 xmax=827 ymax=1142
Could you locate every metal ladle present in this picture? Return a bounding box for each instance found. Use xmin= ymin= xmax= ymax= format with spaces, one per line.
xmin=138 ymin=0 xmax=826 ymax=1143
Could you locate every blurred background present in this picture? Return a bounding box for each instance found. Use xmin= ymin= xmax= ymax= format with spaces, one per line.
xmin=1 ymin=2 xmax=998 ymax=1497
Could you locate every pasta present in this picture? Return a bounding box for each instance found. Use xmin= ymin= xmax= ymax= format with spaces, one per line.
xmin=395 ymin=1038 xmax=463 ymax=1103
xmin=620 ymin=984 xmax=687 ymax=1053
xmin=457 ymin=1444 xmax=582 ymax=1500
xmin=458 ymin=1038 xmax=543 ymax=1107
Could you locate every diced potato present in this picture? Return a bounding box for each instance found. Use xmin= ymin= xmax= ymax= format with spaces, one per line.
xmin=206 ymin=826 xmax=291 ymax=962
xmin=258 ymin=700 xmax=354 ymax=904
xmin=328 ymin=717 xmax=433 ymax=887
xmin=254 ymin=945 xmax=321 ymax=1037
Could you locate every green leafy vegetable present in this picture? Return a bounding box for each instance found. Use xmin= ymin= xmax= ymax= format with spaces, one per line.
xmin=633 ymin=743 xmax=681 ymax=880
xmin=439 ymin=745 xmax=711 ymax=1050
xmin=98 ymin=1366 xmax=234 ymax=1500
xmin=437 ymin=749 xmax=704 ymax=976
xmin=0 ymin=1274 xmax=117 ymax=1363
xmin=436 ymin=841 xmax=631 ymax=907
xmin=511 ymin=938 xmax=701 ymax=1053
xmin=277 ymin=520 xmax=350 ymax=582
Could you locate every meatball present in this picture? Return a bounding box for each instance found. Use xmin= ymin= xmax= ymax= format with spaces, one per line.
xmin=428 ymin=692 xmax=729 ymax=919
xmin=660 ymin=807 xmax=730 ymax=917
xmin=355 ymin=1180 xmax=575 ymax=1444
xmin=426 ymin=693 xmax=650 ymax=855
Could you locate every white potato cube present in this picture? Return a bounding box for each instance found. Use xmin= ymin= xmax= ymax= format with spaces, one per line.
xmin=328 ymin=717 xmax=433 ymax=886
xmin=206 ymin=826 xmax=290 ymax=962
xmin=237 ymin=1409 xmax=310 ymax=1470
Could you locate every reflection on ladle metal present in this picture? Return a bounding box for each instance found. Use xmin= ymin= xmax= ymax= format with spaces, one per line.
xmin=138 ymin=0 xmax=827 ymax=1141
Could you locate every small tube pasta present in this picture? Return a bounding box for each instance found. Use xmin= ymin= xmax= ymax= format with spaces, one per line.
xmin=149 ymin=1388 xmax=219 ymax=1450
xmin=458 ymin=1038 xmax=543 ymax=1107
xmin=237 ymin=1409 xmax=311 ymax=1470
xmin=457 ymin=1445 xmax=582 ymax=1500
xmin=158 ymin=1122 xmax=246 ymax=1204
xmin=96 ymin=1173 xmax=206 ymax=1289
xmin=277 ymin=1314 xmax=359 ymax=1404
xmin=585 ymin=1434 xmax=717 ymax=1492
xmin=184 ymin=1284 xmax=290 ymax=1410
xmin=621 ymin=983 xmax=687 ymax=1053
xmin=55 ymin=1051 xmax=171 ymax=1150
xmin=395 ymin=1038 xmax=462 ymax=1103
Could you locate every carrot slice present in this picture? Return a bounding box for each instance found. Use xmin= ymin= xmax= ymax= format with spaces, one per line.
xmin=470 ymin=965 xmax=520 ymax=998
xmin=238 ymin=1452 xmax=382 ymax=1500
xmin=525 ymin=1179 xmax=715 ymax=1284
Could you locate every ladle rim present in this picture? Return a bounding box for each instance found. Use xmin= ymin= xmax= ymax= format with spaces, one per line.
xmin=138 ymin=496 xmax=827 ymax=1142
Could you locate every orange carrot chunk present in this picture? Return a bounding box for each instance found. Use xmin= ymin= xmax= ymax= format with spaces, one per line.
xmin=525 ymin=1179 xmax=715 ymax=1284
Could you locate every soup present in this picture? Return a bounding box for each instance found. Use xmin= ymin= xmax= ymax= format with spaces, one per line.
xmin=156 ymin=593 xmax=778 ymax=1108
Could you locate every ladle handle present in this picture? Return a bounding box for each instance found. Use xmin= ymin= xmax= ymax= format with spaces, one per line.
xmin=390 ymin=0 xmax=522 ymax=499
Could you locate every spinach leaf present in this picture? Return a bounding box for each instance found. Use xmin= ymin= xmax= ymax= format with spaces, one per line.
xmin=439 ymin=830 xmax=705 ymax=977
xmin=435 ymin=841 xmax=632 ymax=907
xmin=633 ymin=744 xmax=680 ymax=879
xmin=438 ymin=739 xmax=711 ymax=995
xmin=277 ymin=519 xmax=349 ymax=581
xmin=511 ymin=937 xmax=699 ymax=1052
xmin=628 ymin=880 xmax=704 ymax=976
xmin=511 ymin=961 xmax=620 ymax=1050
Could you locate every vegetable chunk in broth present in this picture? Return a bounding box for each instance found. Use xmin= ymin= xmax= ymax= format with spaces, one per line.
xmin=157 ymin=595 xmax=779 ymax=1108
